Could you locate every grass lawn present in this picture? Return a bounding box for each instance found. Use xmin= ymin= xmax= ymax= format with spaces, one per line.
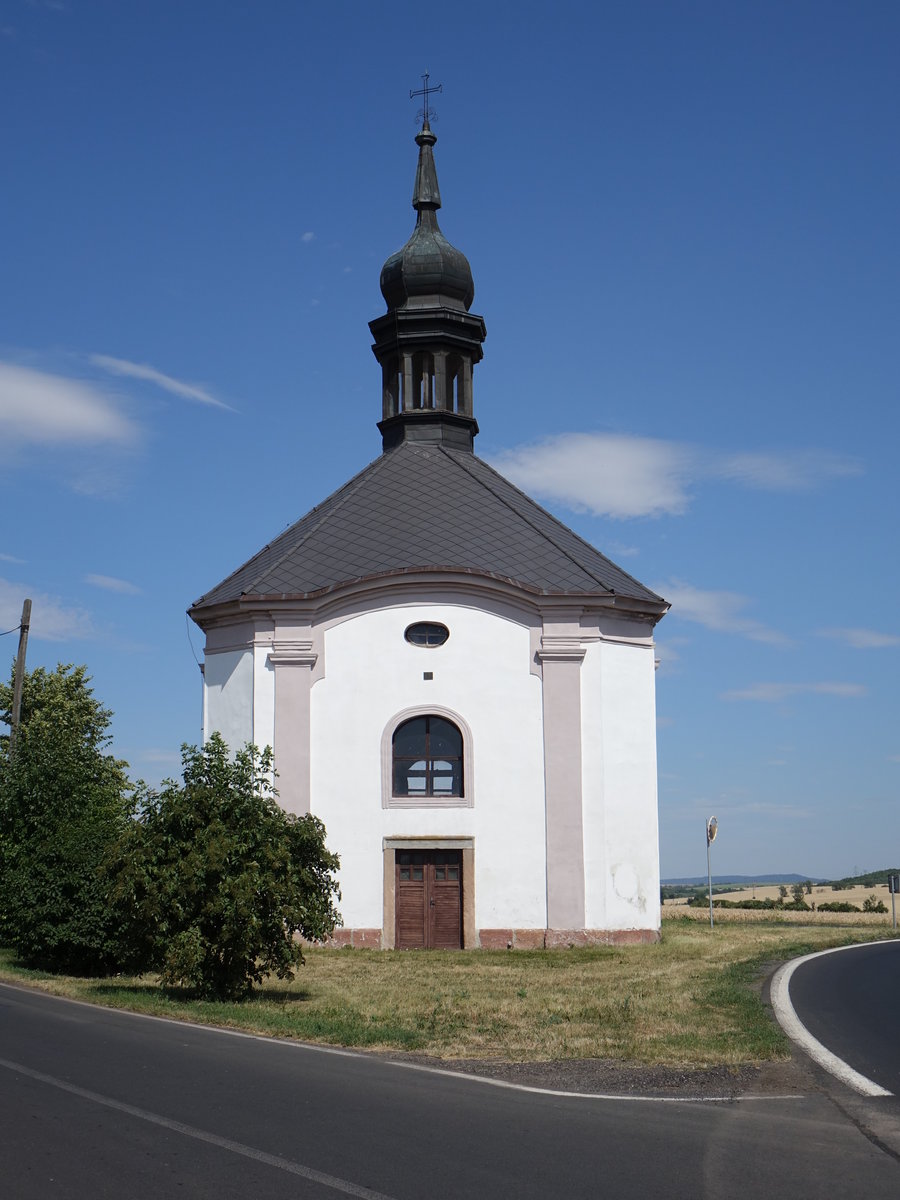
xmin=1 ymin=919 xmax=895 ymax=1067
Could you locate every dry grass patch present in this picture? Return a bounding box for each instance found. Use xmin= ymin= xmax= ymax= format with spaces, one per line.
xmin=1 ymin=920 xmax=895 ymax=1068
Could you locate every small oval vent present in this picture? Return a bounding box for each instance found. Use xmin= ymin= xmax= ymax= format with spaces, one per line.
xmin=404 ymin=622 xmax=450 ymax=648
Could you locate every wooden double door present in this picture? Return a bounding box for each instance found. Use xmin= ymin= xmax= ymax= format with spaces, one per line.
xmin=395 ymin=850 xmax=462 ymax=950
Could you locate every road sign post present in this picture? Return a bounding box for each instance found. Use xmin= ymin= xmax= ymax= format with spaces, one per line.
xmin=888 ymin=874 xmax=899 ymax=932
xmin=706 ymin=817 xmax=718 ymax=929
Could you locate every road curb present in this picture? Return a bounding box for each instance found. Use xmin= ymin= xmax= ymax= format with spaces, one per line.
xmin=770 ymin=942 xmax=894 ymax=1098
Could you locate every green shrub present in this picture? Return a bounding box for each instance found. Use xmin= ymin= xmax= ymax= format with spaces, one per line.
xmin=817 ymin=901 xmax=861 ymax=913
xmin=111 ymin=734 xmax=341 ymax=1000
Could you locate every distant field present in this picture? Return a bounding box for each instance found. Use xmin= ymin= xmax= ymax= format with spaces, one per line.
xmin=664 ymin=881 xmax=896 ymax=912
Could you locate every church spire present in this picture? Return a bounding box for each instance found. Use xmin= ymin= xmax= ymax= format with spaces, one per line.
xmin=370 ymin=86 xmax=486 ymax=453
xmin=413 ymin=114 xmax=442 ymax=210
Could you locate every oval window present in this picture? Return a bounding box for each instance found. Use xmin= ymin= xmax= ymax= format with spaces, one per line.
xmin=404 ymin=622 xmax=450 ymax=648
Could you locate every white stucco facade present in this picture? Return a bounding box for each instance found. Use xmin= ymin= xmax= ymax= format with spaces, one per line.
xmin=200 ymin=583 xmax=662 ymax=947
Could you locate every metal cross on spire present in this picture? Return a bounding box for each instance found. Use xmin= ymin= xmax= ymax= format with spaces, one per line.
xmin=410 ymin=71 xmax=442 ymax=128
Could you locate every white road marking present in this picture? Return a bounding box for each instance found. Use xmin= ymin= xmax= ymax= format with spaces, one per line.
xmin=770 ymin=942 xmax=894 ymax=1098
xmin=0 ymin=979 xmax=803 ymax=1105
xmin=0 ymin=1054 xmax=398 ymax=1200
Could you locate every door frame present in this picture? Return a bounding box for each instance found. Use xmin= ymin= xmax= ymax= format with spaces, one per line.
xmin=383 ymin=837 xmax=475 ymax=950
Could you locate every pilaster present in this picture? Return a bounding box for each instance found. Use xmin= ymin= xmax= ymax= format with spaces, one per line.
xmin=537 ymin=609 xmax=586 ymax=930
xmin=266 ymin=640 xmax=317 ymax=815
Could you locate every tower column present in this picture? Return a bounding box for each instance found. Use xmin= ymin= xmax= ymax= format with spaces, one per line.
xmin=401 ymin=353 xmax=414 ymax=413
xmin=434 ymin=350 xmax=448 ymax=410
xmin=460 ymin=358 xmax=473 ymax=416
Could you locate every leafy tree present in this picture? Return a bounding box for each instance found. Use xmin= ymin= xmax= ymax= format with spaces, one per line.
xmin=777 ymin=884 xmax=788 ymax=903
xmin=112 ymin=734 xmax=340 ymax=1000
xmin=862 ymin=894 xmax=888 ymax=914
xmin=791 ymin=882 xmax=806 ymax=905
xmin=0 ymin=664 xmax=133 ymax=973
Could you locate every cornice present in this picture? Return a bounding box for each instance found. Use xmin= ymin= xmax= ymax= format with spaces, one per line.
xmin=267 ymin=641 xmax=317 ymax=669
xmin=536 ymin=638 xmax=587 ymax=664
xmin=189 ymin=568 xmax=668 ymax=632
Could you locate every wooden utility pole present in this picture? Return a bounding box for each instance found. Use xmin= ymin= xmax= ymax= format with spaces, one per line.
xmin=9 ymin=598 xmax=32 ymax=753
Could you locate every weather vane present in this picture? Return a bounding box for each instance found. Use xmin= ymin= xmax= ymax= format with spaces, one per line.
xmin=410 ymin=71 xmax=442 ymax=128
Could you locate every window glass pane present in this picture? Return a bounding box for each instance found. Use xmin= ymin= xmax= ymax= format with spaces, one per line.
xmin=394 ymin=760 xmax=428 ymax=795
xmin=405 ymin=622 xmax=449 ymax=647
xmin=428 ymin=718 xmax=462 ymax=756
xmin=412 ymin=867 xmax=424 ymax=881
xmin=405 ymin=763 xmax=427 ymax=793
xmin=447 ymin=867 xmax=459 ymax=880
xmin=431 ymin=760 xmax=455 ymax=794
xmin=393 ymin=718 xmax=427 ymax=757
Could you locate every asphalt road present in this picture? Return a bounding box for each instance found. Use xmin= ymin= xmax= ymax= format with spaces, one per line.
xmin=787 ymin=939 xmax=900 ymax=1094
xmin=2 ymin=981 xmax=899 ymax=1199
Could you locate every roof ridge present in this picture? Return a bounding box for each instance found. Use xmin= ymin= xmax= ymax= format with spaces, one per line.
xmin=192 ymin=451 xmax=391 ymax=606
xmin=443 ymin=448 xmax=664 ymax=602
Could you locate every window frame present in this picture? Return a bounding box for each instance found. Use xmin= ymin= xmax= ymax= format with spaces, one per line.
xmin=381 ymin=706 xmax=474 ymax=809
xmin=404 ymin=621 xmax=450 ymax=648
xmin=392 ymin=715 xmax=464 ymax=800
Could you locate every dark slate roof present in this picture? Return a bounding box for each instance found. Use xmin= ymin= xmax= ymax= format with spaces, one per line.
xmin=191 ymin=442 xmax=665 ymax=611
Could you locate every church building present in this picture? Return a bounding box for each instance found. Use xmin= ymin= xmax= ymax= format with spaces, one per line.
xmin=189 ymin=113 xmax=669 ymax=950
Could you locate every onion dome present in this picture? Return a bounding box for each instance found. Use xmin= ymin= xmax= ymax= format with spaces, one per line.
xmin=379 ymin=122 xmax=475 ymax=312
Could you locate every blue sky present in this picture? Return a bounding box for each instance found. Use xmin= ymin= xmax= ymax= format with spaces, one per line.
xmin=1 ymin=1 xmax=897 ymax=880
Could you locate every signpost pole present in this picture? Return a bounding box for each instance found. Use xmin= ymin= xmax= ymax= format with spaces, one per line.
xmin=705 ymin=817 xmax=718 ymax=930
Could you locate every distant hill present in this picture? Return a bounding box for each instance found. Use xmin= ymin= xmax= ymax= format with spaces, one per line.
xmin=662 ymin=873 xmax=823 ymax=887
xmin=829 ymin=868 xmax=900 ymax=889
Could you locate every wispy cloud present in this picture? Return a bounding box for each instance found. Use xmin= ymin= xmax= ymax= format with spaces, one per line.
xmin=725 ymin=800 xmax=815 ymax=818
xmin=712 ymin=450 xmax=862 ymax=492
xmin=491 ymin=433 xmax=862 ymax=520
xmin=0 ymin=553 xmax=25 ymax=564
xmin=492 ymin=434 xmax=694 ymax=519
xmin=301 ymin=231 xmax=315 ymax=243
xmin=0 ymin=578 xmax=94 ymax=641
xmin=133 ymin=749 xmax=183 ymax=766
xmin=84 ymin=573 xmax=141 ymax=595
xmin=90 ymin=355 xmax=233 ymax=411
xmin=817 ymin=627 xmax=900 ymax=649
xmin=656 ymin=579 xmax=788 ymax=645
xmin=605 ymin=539 xmax=640 ymax=559
xmin=722 ymin=681 xmax=867 ymax=702
xmin=0 ymin=361 xmax=138 ymax=448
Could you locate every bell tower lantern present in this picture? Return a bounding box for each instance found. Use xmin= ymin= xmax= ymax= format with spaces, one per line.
xmin=370 ymin=96 xmax=486 ymax=453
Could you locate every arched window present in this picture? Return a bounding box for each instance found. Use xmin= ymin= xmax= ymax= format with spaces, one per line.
xmin=392 ymin=715 xmax=463 ymax=799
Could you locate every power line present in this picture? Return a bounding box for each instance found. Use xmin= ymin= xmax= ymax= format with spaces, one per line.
xmin=185 ymin=612 xmax=202 ymax=667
